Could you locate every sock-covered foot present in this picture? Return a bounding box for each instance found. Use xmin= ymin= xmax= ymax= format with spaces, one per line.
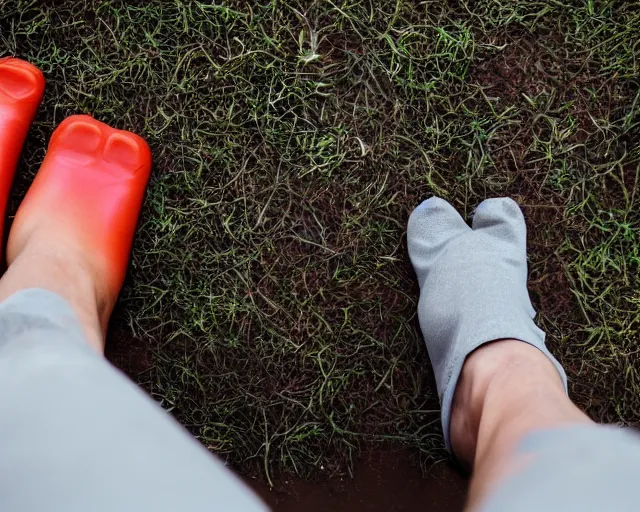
xmin=407 ymin=197 xmax=567 ymax=451
xmin=7 ymin=115 xmax=152 ymax=330
xmin=0 ymin=57 xmax=45 ymax=243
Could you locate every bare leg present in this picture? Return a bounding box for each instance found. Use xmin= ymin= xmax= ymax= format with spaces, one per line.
xmin=1 ymin=238 xmax=108 ymax=352
xmin=450 ymin=340 xmax=592 ymax=510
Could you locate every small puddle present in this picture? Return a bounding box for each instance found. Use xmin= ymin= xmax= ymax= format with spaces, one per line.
xmin=247 ymin=448 xmax=468 ymax=512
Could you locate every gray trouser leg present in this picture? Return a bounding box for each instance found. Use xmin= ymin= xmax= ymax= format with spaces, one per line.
xmin=0 ymin=289 xmax=267 ymax=511
xmin=480 ymin=425 xmax=640 ymax=512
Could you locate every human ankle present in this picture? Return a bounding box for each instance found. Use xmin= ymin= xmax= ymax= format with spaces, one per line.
xmin=3 ymin=237 xmax=110 ymax=352
xmin=449 ymin=340 xmax=568 ymax=466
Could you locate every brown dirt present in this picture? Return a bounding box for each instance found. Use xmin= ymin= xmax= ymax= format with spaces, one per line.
xmin=105 ymin=323 xmax=155 ymax=377
xmin=247 ymin=447 xmax=467 ymax=512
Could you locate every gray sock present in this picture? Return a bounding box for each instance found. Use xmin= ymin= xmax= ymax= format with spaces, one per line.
xmin=407 ymin=197 xmax=567 ymax=451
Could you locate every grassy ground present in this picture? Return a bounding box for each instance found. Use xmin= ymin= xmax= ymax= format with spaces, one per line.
xmin=1 ymin=0 xmax=639 ymax=483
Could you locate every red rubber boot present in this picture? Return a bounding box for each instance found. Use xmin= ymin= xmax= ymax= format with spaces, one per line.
xmin=0 ymin=57 xmax=45 ymax=241
xmin=8 ymin=115 xmax=152 ymax=300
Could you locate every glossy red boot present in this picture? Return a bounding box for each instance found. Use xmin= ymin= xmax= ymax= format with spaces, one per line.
xmin=8 ymin=115 xmax=152 ymax=300
xmin=0 ymin=57 xmax=45 ymax=242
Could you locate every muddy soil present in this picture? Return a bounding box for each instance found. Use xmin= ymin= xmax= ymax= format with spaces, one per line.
xmin=247 ymin=448 xmax=467 ymax=512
